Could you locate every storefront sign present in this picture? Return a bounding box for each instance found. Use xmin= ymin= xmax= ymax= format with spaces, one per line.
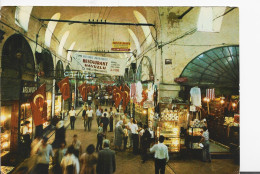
xmin=22 ymin=81 xmax=38 ymax=102
xmin=111 ymin=41 xmax=131 ymax=52
xmin=174 ymin=77 xmax=188 ymax=83
xmin=72 ymin=53 xmax=127 ymax=76
xmin=143 ymin=101 xmax=154 ymax=108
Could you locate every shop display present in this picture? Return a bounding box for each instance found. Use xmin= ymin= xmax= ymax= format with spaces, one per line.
xmin=224 ymin=116 xmax=239 ymax=127
xmin=1 ymin=106 xmax=11 ymax=156
xmin=55 ymin=95 xmax=62 ymax=116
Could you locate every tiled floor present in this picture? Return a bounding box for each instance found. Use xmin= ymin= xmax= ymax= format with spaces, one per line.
xmin=60 ymin=105 xmax=240 ymax=174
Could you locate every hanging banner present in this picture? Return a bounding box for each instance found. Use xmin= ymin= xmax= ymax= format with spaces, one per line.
xmin=57 ymin=77 xmax=71 ymax=101
xmin=72 ymin=53 xmax=127 ymax=76
xmin=111 ymin=41 xmax=131 ymax=52
xmin=30 ymin=84 xmax=47 ymax=126
xmin=78 ymin=83 xmax=88 ymax=101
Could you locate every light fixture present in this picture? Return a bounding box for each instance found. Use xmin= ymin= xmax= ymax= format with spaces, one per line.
xmin=232 ymin=103 xmax=237 ymax=107
xmin=220 ymin=100 xmax=225 ymax=104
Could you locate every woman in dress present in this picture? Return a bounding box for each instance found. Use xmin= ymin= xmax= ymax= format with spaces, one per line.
xmin=114 ymin=121 xmax=124 ymax=151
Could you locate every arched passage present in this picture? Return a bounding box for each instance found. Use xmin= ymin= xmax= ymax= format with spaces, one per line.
xmin=36 ymin=49 xmax=54 ymax=78
xmin=136 ymin=56 xmax=154 ymax=82
xmin=55 ymin=60 xmax=64 ymax=79
xmin=180 ymin=45 xmax=239 ymax=88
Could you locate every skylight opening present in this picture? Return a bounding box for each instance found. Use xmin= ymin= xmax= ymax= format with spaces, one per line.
xmin=45 ymin=13 xmax=61 ymax=47
xmin=133 ymin=11 xmax=153 ymax=46
xmin=58 ymin=31 xmax=70 ymax=56
xmin=15 ymin=6 xmax=33 ymax=31
xmin=67 ymin=42 xmax=76 ymax=61
xmin=197 ymin=7 xmax=226 ymax=32
xmin=128 ymin=28 xmax=141 ymax=56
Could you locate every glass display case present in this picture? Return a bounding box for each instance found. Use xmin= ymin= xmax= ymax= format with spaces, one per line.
xmin=55 ymin=95 xmax=62 ymax=116
xmin=1 ymin=106 xmax=12 ymax=156
xmin=157 ymin=121 xmax=180 ymax=152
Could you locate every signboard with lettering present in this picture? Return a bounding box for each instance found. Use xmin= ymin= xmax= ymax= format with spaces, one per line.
xmin=22 ymin=81 xmax=38 ymax=102
xmin=111 ymin=41 xmax=131 ymax=52
xmin=72 ymin=53 xmax=127 ymax=76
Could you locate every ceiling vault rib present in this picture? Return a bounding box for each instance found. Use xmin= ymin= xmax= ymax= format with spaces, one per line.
xmin=67 ymin=50 xmax=133 ymax=54
xmin=38 ymin=19 xmax=155 ymax=27
xmin=178 ymin=7 xmax=194 ymax=19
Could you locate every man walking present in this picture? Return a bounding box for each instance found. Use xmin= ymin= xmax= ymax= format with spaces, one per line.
xmin=96 ymin=139 xmax=116 ymax=174
xmin=150 ymin=135 xmax=169 ymax=174
xmin=86 ymin=106 xmax=94 ymax=131
xmin=69 ymin=106 xmax=76 ymax=130
xmin=109 ymin=107 xmax=114 ymax=132
xmin=96 ymin=107 xmax=102 ymax=126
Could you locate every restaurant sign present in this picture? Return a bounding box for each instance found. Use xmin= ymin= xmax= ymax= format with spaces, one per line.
xmin=72 ymin=53 xmax=127 ymax=76
xmin=111 ymin=41 xmax=131 ymax=52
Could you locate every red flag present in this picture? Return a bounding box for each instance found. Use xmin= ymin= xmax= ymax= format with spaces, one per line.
xmin=113 ymin=86 xmax=123 ymax=108
xmin=30 ymin=84 xmax=47 ymax=126
xmin=86 ymin=85 xmax=93 ymax=93
xmin=78 ymin=83 xmax=88 ymax=101
xmin=57 ymin=77 xmax=71 ymax=101
xmin=122 ymin=85 xmax=130 ymax=111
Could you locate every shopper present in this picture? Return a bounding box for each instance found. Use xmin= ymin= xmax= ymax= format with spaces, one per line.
xmin=101 ymin=113 xmax=109 ymax=135
xmin=141 ymin=125 xmax=151 ymax=163
xmin=199 ymin=126 xmax=211 ymax=162
xmin=96 ymin=139 xmax=116 ymax=174
xmin=102 ymin=108 xmax=108 ymax=118
xmin=127 ymin=118 xmax=134 ymax=148
xmin=96 ymin=107 xmax=102 ymax=126
xmin=21 ymin=120 xmax=31 ymax=157
xmin=72 ymin=134 xmax=82 ymax=158
xmin=109 ymin=107 xmax=114 ymax=132
xmin=87 ymin=93 xmax=92 ymax=106
xmin=114 ymin=121 xmax=124 ymax=151
xmin=61 ymin=145 xmax=80 ymax=174
xmin=82 ymin=106 xmax=88 ymax=131
xmin=35 ymin=137 xmax=54 ymax=174
xmin=53 ymin=141 xmax=67 ymax=174
xmin=52 ymin=119 xmax=66 ymax=148
xmin=131 ymin=119 xmax=140 ymax=154
xmin=80 ymin=144 xmax=98 ymax=174
xmin=150 ymin=135 xmax=169 ymax=174
xmin=69 ymin=106 xmax=76 ymax=130
xmin=122 ymin=124 xmax=128 ymax=151
xmin=31 ymin=135 xmax=42 ymax=157
xmin=87 ymin=107 xmax=94 ymax=131
xmin=96 ymin=123 xmax=104 ymax=152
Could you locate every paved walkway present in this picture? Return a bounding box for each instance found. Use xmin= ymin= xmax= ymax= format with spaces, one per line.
xmin=57 ymin=105 xmax=240 ymax=174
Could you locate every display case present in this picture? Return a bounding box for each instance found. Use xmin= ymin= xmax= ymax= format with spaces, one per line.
xmin=55 ymin=95 xmax=62 ymax=116
xmin=187 ymin=127 xmax=203 ymax=149
xmin=157 ymin=121 xmax=180 ymax=152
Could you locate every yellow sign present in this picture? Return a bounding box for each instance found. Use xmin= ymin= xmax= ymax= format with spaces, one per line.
xmin=111 ymin=41 xmax=131 ymax=51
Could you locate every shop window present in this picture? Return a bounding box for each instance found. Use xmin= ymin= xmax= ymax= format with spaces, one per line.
xmin=128 ymin=28 xmax=141 ymax=56
xmin=58 ymin=31 xmax=70 ymax=56
xmin=45 ymin=13 xmax=61 ymax=47
xmin=1 ymin=106 xmax=12 ymax=155
xmin=67 ymin=41 xmax=76 ymax=61
xmin=15 ymin=6 xmax=33 ymax=32
xmin=197 ymin=7 xmax=226 ymax=32
xmin=133 ymin=10 xmax=153 ymax=45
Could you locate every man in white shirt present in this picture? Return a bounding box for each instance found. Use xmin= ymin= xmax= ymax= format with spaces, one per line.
xmin=86 ymin=107 xmax=94 ymax=131
xmin=69 ymin=106 xmax=76 ymax=130
xmin=131 ymin=119 xmax=139 ymax=154
xmin=96 ymin=107 xmax=102 ymax=126
xmin=150 ymin=135 xmax=169 ymax=174
xmin=127 ymin=118 xmax=134 ymax=148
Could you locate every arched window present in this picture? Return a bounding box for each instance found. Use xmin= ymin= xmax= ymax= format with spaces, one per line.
xmin=67 ymin=42 xmax=76 ymax=61
xmin=45 ymin=13 xmax=61 ymax=47
xmin=133 ymin=10 xmax=153 ymax=45
xmin=58 ymin=31 xmax=70 ymax=56
xmin=15 ymin=6 xmax=33 ymax=31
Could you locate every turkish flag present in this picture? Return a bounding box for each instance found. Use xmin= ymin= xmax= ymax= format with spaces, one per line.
xmin=113 ymin=86 xmax=123 ymax=109
xmin=78 ymin=83 xmax=88 ymax=101
xmin=122 ymin=85 xmax=130 ymax=111
xmin=30 ymin=84 xmax=47 ymax=126
xmin=57 ymin=77 xmax=71 ymax=101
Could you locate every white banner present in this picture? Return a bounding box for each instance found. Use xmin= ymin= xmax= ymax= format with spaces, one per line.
xmin=72 ymin=53 xmax=127 ymax=76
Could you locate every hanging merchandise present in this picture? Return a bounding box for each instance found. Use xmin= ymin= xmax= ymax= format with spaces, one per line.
xmin=190 ymin=86 xmax=201 ymax=107
xmin=122 ymin=84 xmax=130 ymax=111
xmin=147 ymin=83 xmax=154 ymax=101
xmin=112 ymin=86 xmax=123 ymax=108
xmin=57 ymin=77 xmax=71 ymax=101
xmin=78 ymin=83 xmax=88 ymax=101
xmin=29 ymin=84 xmax=47 ymax=126
xmin=136 ymin=81 xmax=143 ymax=103
xmin=206 ymin=88 xmax=215 ymax=100
xmin=130 ymin=83 xmax=136 ymax=103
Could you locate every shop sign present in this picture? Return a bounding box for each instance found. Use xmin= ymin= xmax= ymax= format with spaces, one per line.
xmin=22 ymin=81 xmax=38 ymax=101
xmin=165 ymin=59 xmax=172 ymax=64
xmin=111 ymin=41 xmax=131 ymax=52
xmin=143 ymin=101 xmax=154 ymax=108
xmin=72 ymin=53 xmax=127 ymax=76
xmin=174 ymin=77 xmax=188 ymax=83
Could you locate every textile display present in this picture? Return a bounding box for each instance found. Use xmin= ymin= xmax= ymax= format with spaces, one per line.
xmin=190 ymin=87 xmax=201 ymax=107
xmin=206 ymin=88 xmax=215 ymax=100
